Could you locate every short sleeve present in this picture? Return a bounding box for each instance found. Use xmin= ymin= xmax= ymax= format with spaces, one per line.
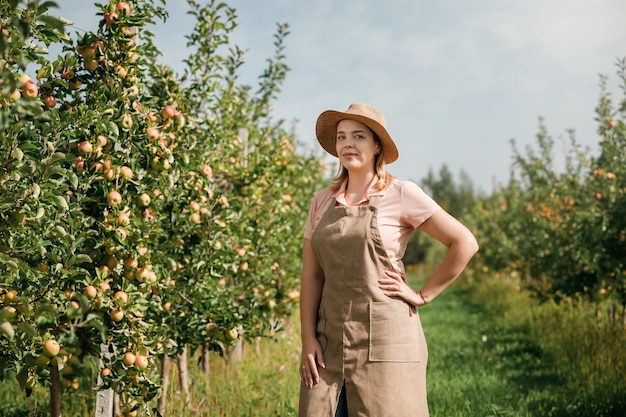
xmin=400 ymin=181 xmax=442 ymax=228
xmin=303 ymin=188 xmax=334 ymax=239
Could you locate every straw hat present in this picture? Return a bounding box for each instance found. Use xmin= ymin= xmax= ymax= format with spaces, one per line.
xmin=315 ymin=103 xmax=398 ymax=164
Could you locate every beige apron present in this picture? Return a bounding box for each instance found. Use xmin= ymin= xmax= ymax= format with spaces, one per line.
xmin=299 ymin=196 xmax=429 ymax=417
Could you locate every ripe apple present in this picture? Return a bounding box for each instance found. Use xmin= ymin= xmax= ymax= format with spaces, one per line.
xmin=113 ymin=291 xmax=128 ymax=304
xmin=134 ymin=267 xmax=149 ymax=282
xmin=7 ymin=89 xmax=21 ymax=101
xmin=161 ymin=105 xmax=176 ymax=119
xmin=117 ymin=212 xmax=130 ymax=225
xmin=83 ymin=285 xmax=97 ymax=298
xmin=77 ymin=141 xmax=93 ymax=155
xmin=84 ymin=59 xmax=98 ymax=71
xmin=146 ymin=127 xmax=159 ymax=139
xmin=100 ymin=367 xmax=112 ymax=378
xmin=124 ymin=257 xmax=139 ymax=269
xmin=123 ymin=351 xmax=136 ymax=366
xmin=134 ymin=355 xmax=148 ymax=370
xmin=22 ymin=81 xmax=38 ymax=99
xmin=116 ymin=65 xmax=128 ymax=78
xmin=60 ymin=68 xmax=75 ymax=80
xmin=200 ymin=164 xmax=213 ymax=177
xmin=191 ymin=212 xmax=201 ymax=224
xmin=103 ymin=11 xmax=118 ymax=28
xmin=103 ymin=168 xmax=116 ymax=181
xmin=107 ymin=190 xmax=122 ymax=207
xmin=74 ymin=157 xmax=85 ymax=173
xmin=110 ymin=308 xmax=124 ymax=322
xmin=119 ymin=166 xmax=133 ymax=179
xmin=18 ymin=74 xmax=32 ymax=83
xmin=115 ymin=2 xmax=131 ymax=16
xmin=81 ymin=47 xmax=96 ymax=60
xmin=146 ymin=270 xmax=157 ymax=283
xmin=43 ymin=95 xmax=57 ymax=108
xmin=43 ymin=340 xmax=60 ymax=357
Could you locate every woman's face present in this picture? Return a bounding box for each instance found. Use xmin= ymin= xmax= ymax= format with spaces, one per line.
xmin=335 ymin=119 xmax=379 ymax=173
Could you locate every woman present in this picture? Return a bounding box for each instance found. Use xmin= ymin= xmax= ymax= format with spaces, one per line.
xmin=299 ymin=103 xmax=479 ymax=416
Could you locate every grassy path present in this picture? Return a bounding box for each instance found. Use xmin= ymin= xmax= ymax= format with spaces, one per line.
xmin=417 ymin=276 xmax=571 ymax=417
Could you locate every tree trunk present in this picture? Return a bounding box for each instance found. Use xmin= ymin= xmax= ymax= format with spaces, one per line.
xmin=50 ymin=362 xmax=62 ymax=417
xmin=609 ymin=302 xmax=615 ymax=327
xmin=201 ymin=343 xmax=210 ymax=384
xmin=95 ymin=344 xmax=114 ymax=417
xmin=229 ymin=335 xmax=244 ymax=364
xmin=177 ymin=345 xmax=191 ymax=407
xmin=158 ymin=354 xmax=172 ymax=416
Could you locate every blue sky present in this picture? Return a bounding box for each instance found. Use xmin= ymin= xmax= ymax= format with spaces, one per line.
xmin=55 ymin=0 xmax=626 ymax=192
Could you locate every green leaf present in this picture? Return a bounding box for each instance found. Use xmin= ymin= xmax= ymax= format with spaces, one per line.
xmin=68 ymin=254 xmax=92 ymax=266
xmin=52 ymin=195 xmax=69 ymax=210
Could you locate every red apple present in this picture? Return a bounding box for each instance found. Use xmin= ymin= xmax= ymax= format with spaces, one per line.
xmin=43 ymin=95 xmax=57 ymax=108
xmin=83 ymin=285 xmax=97 ymax=298
xmin=134 ymin=355 xmax=148 ymax=370
xmin=124 ymin=257 xmax=138 ymax=270
xmin=120 ymin=166 xmax=133 ymax=179
xmin=161 ymin=105 xmax=176 ymax=119
xmin=200 ymin=164 xmax=213 ymax=177
xmin=146 ymin=127 xmax=159 ymax=139
xmin=22 ymin=81 xmax=38 ymax=99
xmin=113 ymin=291 xmax=128 ymax=304
xmin=107 ymin=191 xmax=122 ymax=207
xmin=115 ymin=2 xmax=131 ymax=16
xmin=77 ymin=141 xmax=93 ymax=155
xmin=122 ymin=351 xmax=136 ymax=366
xmin=103 ymin=11 xmax=118 ymax=28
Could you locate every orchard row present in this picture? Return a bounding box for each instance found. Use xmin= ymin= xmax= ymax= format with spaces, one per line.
xmin=1 ymin=1 xmax=325 ymax=415
xmin=467 ymin=61 xmax=626 ymax=308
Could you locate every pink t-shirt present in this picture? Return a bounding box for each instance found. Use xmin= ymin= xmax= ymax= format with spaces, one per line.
xmin=304 ymin=178 xmax=442 ymax=274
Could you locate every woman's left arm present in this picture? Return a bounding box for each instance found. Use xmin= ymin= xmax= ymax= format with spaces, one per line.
xmin=378 ymin=210 xmax=478 ymax=305
xmin=415 ymin=210 xmax=479 ymax=303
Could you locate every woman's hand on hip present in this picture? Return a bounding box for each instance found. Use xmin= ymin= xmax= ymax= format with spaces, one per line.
xmin=300 ymin=339 xmax=325 ymax=389
xmin=378 ymin=270 xmax=424 ymax=306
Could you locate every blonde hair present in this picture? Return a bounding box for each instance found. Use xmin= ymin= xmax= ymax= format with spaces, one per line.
xmin=329 ymin=135 xmax=395 ymax=193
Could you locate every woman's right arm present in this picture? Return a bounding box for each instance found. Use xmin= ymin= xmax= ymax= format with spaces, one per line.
xmin=299 ymin=238 xmax=325 ymax=388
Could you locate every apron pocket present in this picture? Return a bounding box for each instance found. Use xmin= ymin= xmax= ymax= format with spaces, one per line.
xmin=369 ymin=301 xmax=421 ymax=362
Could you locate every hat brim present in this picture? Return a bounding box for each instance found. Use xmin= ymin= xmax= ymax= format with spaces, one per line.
xmin=315 ymin=110 xmax=399 ymax=164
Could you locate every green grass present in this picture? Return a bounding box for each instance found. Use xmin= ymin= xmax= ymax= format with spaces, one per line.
xmin=2 ymin=270 xmax=624 ymax=416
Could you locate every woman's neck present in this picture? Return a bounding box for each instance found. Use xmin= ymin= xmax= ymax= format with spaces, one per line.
xmin=345 ymin=170 xmax=376 ymax=205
